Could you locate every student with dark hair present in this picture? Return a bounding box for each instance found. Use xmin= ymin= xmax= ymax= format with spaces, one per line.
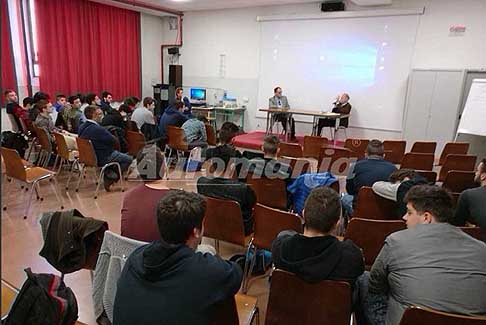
xmin=100 ymin=91 xmax=113 ymax=113
xmin=182 ymin=115 xmax=208 ymax=149
xmin=114 ymin=190 xmax=242 ymax=325
xmin=272 ymin=186 xmax=364 ymax=283
xmin=342 ymin=139 xmax=397 ymax=216
xmin=131 ymin=96 xmax=156 ymax=130
xmin=101 ymin=104 xmax=127 ymax=130
xmin=123 ymin=96 xmax=139 ymax=114
xmin=364 ymin=185 xmax=486 ymax=325
xmin=33 ymin=91 xmax=50 ymax=103
xmin=57 ymin=95 xmax=85 ymax=133
xmin=157 ymin=100 xmax=188 ymax=139
xmin=85 ymin=93 xmax=101 ymax=108
xmin=175 ymin=87 xmax=192 ymax=116
xmin=53 ymin=94 xmax=67 ymax=112
xmin=454 ymin=158 xmax=486 ymax=240
xmin=205 ymin=122 xmax=242 ymax=171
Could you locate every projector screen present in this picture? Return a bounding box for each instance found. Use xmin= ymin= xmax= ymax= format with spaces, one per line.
xmin=256 ymin=14 xmax=420 ymax=131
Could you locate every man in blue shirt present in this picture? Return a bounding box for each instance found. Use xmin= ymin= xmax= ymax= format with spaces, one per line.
xmin=158 ymin=101 xmax=188 ymax=139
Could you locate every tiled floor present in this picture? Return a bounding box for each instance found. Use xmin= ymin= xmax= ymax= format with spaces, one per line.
xmin=1 ymin=167 xmax=270 ymax=324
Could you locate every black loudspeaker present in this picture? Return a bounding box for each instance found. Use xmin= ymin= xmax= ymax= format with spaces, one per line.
xmin=321 ymin=1 xmax=345 ymax=12
xmin=169 ymin=65 xmax=182 ymax=87
xmin=168 ymin=47 xmax=179 ymax=55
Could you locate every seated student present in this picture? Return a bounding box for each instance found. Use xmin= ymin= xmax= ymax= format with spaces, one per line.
xmin=121 ymin=146 xmax=168 ymax=242
xmin=85 ymin=93 xmax=102 ymax=108
xmin=101 ymin=103 xmax=129 ymax=130
xmin=364 ymin=185 xmax=486 ymax=325
xmin=454 ymin=158 xmax=486 ymax=240
xmin=20 ymin=97 xmax=35 ymax=131
xmin=100 ymin=90 xmax=113 ymax=114
xmin=34 ymin=100 xmax=59 ymax=141
xmin=272 ymin=186 xmax=364 ymax=285
xmin=157 ymin=100 xmax=188 ymax=140
xmin=342 ymin=139 xmax=397 ymax=216
xmin=29 ymin=91 xmax=50 ymax=122
xmin=4 ymin=90 xmax=22 ymax=130
xmin=182 ymin=116 xmax=208 ymax=149
xmin=78 ymin=105 xmax=133 ymax=191
xmin=176 ymin=87 xmax=193 ymax=117
xmin=131 ymin=96 xmax=156 ymax=130
xmin=123 ymin=96 xmax=140 ymax=116
xmin=372 ymin=169 xmax=428 ymax=218
xmin=205 ymin=122 xmax=242 ymax=168
xmin=269 ymin=86 xmax=295 ymax=141
xmin=113 ymin=190 xmax=243 ymax=325
xmin=57 ymin=95 xmax=85 ymax=134
xmin=53 ymin=93 xmax=67 ymax=113
xmin=317 ymin=93 xmax=352 ymax=136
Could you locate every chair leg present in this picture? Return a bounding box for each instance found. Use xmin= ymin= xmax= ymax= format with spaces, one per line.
xmin=24 ymin=182 xmax=37 ymax=219
xmin=94 ymin=167 xmax=105 ymax=199
xmin=50 ymin=175 xmax=64 ymax=210
xmin=35 ymin=182 xmax=43 ymax=201
xmin=66 ymin=159 xmax=78 ymax=190
xmin=242 ymin=242 xmax=256 ymax=294
xmin=56 ymin=157 xmax=64 ymax=177
xmin=75 ymin=164 xmax=85 ymax=192
xmin=115 ymin=163 xmax=125 ymax=193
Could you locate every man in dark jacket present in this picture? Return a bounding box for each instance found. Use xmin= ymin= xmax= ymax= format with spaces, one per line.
xmin=272 ymin=186 xmax=364 ymax=284
xmin=113 ymin=190 xmax=242 ymax=325
xmin=157 ymin=100 xmax=188 ymax=139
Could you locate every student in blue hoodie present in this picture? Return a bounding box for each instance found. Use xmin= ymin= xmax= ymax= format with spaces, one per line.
xmin=157 ymin=100 xmax=188 ymax=139
xmin=113 ymin=190 xmax=243 ymax=325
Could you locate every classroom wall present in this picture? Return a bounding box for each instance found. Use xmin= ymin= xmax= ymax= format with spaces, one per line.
xmin=167 ymin=0 xmax=486 ymax=140
xmin=140 ymin=13 xmax=164 ymax=98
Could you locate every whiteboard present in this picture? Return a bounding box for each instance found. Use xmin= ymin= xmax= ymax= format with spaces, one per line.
xmin=458 ymin=79 xmax=486 ymax=137
xmin=257 ymin=15 xmax=420 ymax=131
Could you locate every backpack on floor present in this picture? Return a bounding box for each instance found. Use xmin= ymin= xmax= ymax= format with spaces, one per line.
xmin=1 ymin=131 xmax=29 ymax=158
xmin=4 ymin=268 xmax=78 ymax=325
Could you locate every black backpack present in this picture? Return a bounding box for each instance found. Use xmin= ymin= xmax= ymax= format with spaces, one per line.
xmin=4 ymin=268 xmax=78 ymax=325
xmin=1 ymin=131 xmax=29 ymax=158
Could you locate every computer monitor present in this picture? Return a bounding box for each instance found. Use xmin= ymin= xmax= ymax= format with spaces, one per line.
xmin=190 ymin=88 xmax=206 ymax=101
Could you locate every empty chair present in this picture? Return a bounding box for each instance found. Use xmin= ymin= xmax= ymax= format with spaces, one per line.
xmin=246 ymin=176 xmax=288 ymax=210
xmin=353 ymin=187 xmax=399 ymax=220
xmin=400 ymin=153 xmax=434 ymax=171
xmin=344 ymin=138 xmax=369 ymax=160
xmin=410 ymin=141 xmax=437 ymax=155
xmin=318 ymin=146 xmax=353 ymax=175
xmin=438 ymin=142 xmax=469 ymax=166
xmin=53 ymin=132 xmax=78 ymax=177
xmin=126 ymin=130 xmax=146 ymax=157
xmin=205 ymin=123 xmax=217 ymax=146
xmin=442 ymin=171 xmax=476 ymax=193
xmin=303 ymin=135 xmax=327 ymax=159
xmin=416 ymin=170 xmax=437 ymax=184
xmin=278 ymin=142 xmax=303 ymax=158
xmin=438 ymin=154 xmax=477 ymax=182
xmin=243 ymin=204 xmax=302 ymax=292
xmin=383 ymin=140 xmax=406 ymax=164
xmin=344 ymin=218 xmax=406 ymax=267
xmin=265 ymin=270 xmax=351 ymax=325
xmin=166 ymin=125 xmax=190 ymax=158
xmin=399 ymin=306 xmax=486 ymax=325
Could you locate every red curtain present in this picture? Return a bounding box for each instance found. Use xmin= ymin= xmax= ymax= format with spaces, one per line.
xmin=1 ymin=0 xmax=17 ymax=106
xmin=35 ymin=0 xmax=141 ymax=99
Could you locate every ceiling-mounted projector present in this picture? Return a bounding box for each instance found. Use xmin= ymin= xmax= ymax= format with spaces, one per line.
xmin=349 ymin=0 xmax=392 ymax=6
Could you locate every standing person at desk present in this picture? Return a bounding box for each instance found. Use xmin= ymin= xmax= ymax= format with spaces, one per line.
xmin=269 ymin=86 xmax=296 ymax=141
xmin=176 ymin=87 xmax=193 ymax=118
xmin=317 ymin=93 xmax=352 ymax=137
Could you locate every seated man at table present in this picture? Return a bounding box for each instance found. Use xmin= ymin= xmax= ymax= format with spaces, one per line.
xmin=269 ymin=86 xmax=296 ymax=141
xmin=317 ymin=93 xmax=352 ymax=137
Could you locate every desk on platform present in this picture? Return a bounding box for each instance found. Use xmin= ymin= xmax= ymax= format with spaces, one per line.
xmin=192 ymin=106 xmax=246 ymax=131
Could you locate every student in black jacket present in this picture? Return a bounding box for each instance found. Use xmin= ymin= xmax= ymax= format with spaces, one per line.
xmin=113 ymin=190 xmax=243 ymax=325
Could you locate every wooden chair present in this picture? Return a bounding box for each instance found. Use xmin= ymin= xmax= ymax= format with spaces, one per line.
xmin=303 ymin=135 xmax=327 ymax=159
xmin=1 ymin=147 xmax=63 ymax=219
xmin=66 ymin=137 xmax=125 ymax=199
xmin=399 ymin=305 xmax=486 ymax=325
xmin=410 ymin=141 xmax=437 ymax=155
xmin=126 ymin=120 xmax=139 ymax=132
xmin=353 ymin=187 xmax=399 ymax=220
xmin=442 ymin=170 xmax=476 ymax=192
xmin=243 ymin=204 xmax=302 ymax=293
xmin=205 ymin=123 xmax=217 ymax=146
xmin=32 ymin=125 xmax=54 ymax=167
xmin=438 ymin=142 xmax=469 ymax=166
xmin=126 ymin=130 xmax=146 ymax=157
xmin=400 ymin=153 xmax=434 ymax=171
xmin=318 ymin=146 xmax=354 ymax=175
xmin=211 ymin=294 xmax=259 ymax=325
xmin=383 ymin=140 xmax=406 ymax=164
xmin=279 ymin=157 xmax=311 ymax=176
xmin=246 ymin=176 xmax=288 ymax=210
xmin=265 ymin=270 xmax=351 ymax=325
xmin=438 ymin=154 xmax=477 ymax=182
xmin=460 ymin=226 xmax=483 ymax=241
xmin=166 ymin=125 xmax=190 ymax=160
xmin=344 ymin=138 xmax=369 ymax=160
xmin=278 ymin=142 xmax=303 ymax=158
xmin=416 ymin=170 xmax=437 ymax=184
xmin=53 ymin=132 xmax=78 ymax=178
xmin=344 ymin=218 xmax=406 ymax=267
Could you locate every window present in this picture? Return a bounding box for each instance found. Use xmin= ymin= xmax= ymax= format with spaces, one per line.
xmin=26 ymin=0 xmax=39 ymax=77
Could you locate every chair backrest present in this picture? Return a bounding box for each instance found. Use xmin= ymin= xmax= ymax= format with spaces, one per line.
xmin=383 ymin=140 xmax=406 ymax=164
xmin=399 ymin=306 xmax=486 ymax=325
xmin=459 ymin=226 xmax=483 ymax=241
xmin=278 ymin=142 xmax=303 ymax=158
xmin=167 ymin=126 xmax=188 ymax=151
xmin=410 ymin=141 xmax=437 ymax=155
xmin=34 ymin=126 xmax=52 ymax=152
xmin=442 ymin=170 xmax=476 ymax=193
xmin=126 ymin=120 xmax=139 ymax=132
xmin=344 ymin=139 xmax=369 ymax=160
xmin=318 ymin=147 xmax=353 ymax=175
xmin=266 ymin=270 xmax=351 ymax=325
xmin=253 ymin=204 xmax=302 ymax=250
xmin=438 ymin=154 xmax=477 ymax=181
xmin=209 ymin=296 xmax=239 ymax=325
xmin=279 ymin=157 xmax=311 ymax=176
xmin=354 ymin=187 xmax=399 ymax=220
xmin=126 ymin=131 xmax=146 ymax=157
xmin=344 ymin=218 xmax=406 ymax=266
xmin=75 ymin=137 xmax=98 ymax=167
xmin=400 ymin=152 xmax=434 ymax=171
xmin=303 ymin=136 xmax=327 ymax=159
xmin=203 ymin=196 xmax=246 ymax=247
xmin=53 ymin=132 xmax=71 ymax=160
xmin=1 ymin=147 xmax=27 ymax=181
xmin=246 ymin=176 xmax=288 ymax=210
xmin=205 ymin=124 xmax=217 ymax=146
xmin=416 ymin=170 xmax=437 ymax=184
xmin=438 ymin=142 xmax=469 ymax=166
